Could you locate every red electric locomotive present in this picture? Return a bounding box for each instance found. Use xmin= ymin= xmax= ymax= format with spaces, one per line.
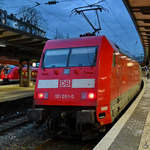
xmin=29 ymin=36 xmax=141 ymax=131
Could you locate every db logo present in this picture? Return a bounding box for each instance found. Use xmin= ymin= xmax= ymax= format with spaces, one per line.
xmin=59 ymin=80 xmax=71 ymax=88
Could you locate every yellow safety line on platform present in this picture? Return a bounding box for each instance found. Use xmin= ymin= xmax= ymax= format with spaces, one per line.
xmin=93 ymin=80 xmax=146 ymax=150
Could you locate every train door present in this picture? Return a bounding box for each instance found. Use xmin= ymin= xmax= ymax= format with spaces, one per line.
xmin=116 ymin=55 xmax=122 ymax=97
xmin=116 ymin=54 xmax=123 ymax=116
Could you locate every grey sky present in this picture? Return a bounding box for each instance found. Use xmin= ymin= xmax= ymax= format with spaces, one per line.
xmin=1 ymin=0 xmax=144 ymax=57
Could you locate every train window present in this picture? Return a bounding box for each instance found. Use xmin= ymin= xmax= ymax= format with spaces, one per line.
xmin=112 ymin=53 xmax=116 ymax=67
xmin=43 ymin=49 xmax=69 ymax=68
xmin=42 ymin=47 xmax=97 ymax=68
xmin=4 ymin=68 xmax=12 ymax=74
xmin=69 ymin=47 xmax=97 ymax=67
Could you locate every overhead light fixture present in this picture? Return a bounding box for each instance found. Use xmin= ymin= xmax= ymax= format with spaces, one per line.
xmin=115 ymin=52 xmax=120 ymax=55
xmin=120 ymin=56 xmax=126 ymax=59
xmin=127 ymin=62 xmax=134 ymax=67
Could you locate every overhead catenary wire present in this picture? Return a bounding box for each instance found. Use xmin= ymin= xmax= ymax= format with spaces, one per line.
xmin=82 ymin=0 xmax=89 ymax=5
xmin=103 ymin=0 xmax=143 ymax=56
xmin=82 ymin=0 xmax=105 ymax=6
xmin=100 ymin=16 xmax=131 ymax=51
xmin=6 ymin=0 xmax=86 ymax=38
xmin=14 ymin=1 xmax=61 ymax=16
xmin=71 ymin=4 xmax=106 ymax=35
xmin=82 ymin=0 xmax=134 ymax=53
xmin=38 ymin=3 xmax=84 ymax=36
xmin=104 ymin=0 xmax=136 ymax=44
xmin=24 ymin=0 xmax=143 ymax=59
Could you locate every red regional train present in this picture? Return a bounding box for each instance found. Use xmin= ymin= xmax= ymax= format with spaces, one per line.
xmin=0 ymin=65 xmax=19 ymax=82
xmin=28 ymin=36 xmax=141 ymax=131
xmin=0 ymin=65 xmax=38 ymax=82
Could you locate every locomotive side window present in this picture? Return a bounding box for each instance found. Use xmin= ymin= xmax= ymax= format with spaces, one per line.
xmin=43 ymin=49 xmax=69 ymax=68
xmin=42 ymin=47 xmax=97 ymax=68
xmin=69 ymin=47 xmax=97 ymax=67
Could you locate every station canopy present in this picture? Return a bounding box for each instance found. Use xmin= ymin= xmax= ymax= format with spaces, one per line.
xmin=123 ymin=0 xmax=150 ymax=64
xmin=0 ymin=9 xmax=48 ymax=65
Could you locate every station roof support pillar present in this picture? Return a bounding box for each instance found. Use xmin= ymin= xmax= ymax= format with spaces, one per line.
xmin=19 ymin=59 xmax=32 ymax=87
xmin=19 ymin=59 xmax=24 ymax=87
xmin=26 ymin=60 xmax=32 ymax=87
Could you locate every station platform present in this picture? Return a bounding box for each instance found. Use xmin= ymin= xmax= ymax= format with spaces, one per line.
xmin=94 ymin=79 xmax=150 ymax=150
xmin=0 ymin=84 xmax=34 ymax=103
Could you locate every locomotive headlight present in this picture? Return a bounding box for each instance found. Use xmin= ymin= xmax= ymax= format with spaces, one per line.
xmin=81 ymin=92 xmax=96 ymax=100
xmin=88 ymin=93 xmax=95 ymax=99
xmin=38 ymin=92 xmax=48 ymax=99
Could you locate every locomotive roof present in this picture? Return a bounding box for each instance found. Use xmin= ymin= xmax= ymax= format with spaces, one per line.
xmin=44 ymin=36 xmax=106 ymax=49
xmin=44 ymin=36 xmax=137 ymax=61
xmin=47 ymin=35 xmax=103 ymax=42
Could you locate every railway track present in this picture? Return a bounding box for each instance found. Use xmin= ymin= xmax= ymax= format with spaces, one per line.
xmin=0 ymin=112 xmax=31 ymax=134
xmin=0 ymin=111 xmax=26 ymax=123
xmin=33 ymin=130 xmax=100 ymax=150
xmin=33 ymin=138 xmax=98 ymax=150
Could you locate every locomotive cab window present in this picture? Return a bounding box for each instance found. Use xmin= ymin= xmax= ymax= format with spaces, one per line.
xmin=69 ymin=47 xmax=97 ymax=67
xmin=43 ymin=49 xmax=69 ymax=68
xmin=43 ymin=47 xmax=97 ymax=68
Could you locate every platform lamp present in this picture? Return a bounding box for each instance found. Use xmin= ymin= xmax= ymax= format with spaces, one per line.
xmin=32 ymin=62 xmax=36 ymax=67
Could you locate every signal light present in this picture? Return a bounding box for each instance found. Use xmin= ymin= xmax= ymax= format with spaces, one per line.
xmin=38 ymin=92 xmax=48 ymax=99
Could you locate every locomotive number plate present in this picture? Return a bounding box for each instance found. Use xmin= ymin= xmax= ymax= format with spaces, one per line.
xmin=54 ymin=94 xmax=75 ymax=100
xmin=59 ymin=80 xmax=71 ymax=88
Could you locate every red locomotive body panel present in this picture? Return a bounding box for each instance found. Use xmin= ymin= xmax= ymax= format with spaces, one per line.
xmin=96 ymin=38 xmax=141 ymax=125
xmin=33 ymin=36 xmax=141 ymax=127
xmin=34 ymin=36 xmax=100 ymax=107
xmin=96 ymin=37 xmax=114 ymax=125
